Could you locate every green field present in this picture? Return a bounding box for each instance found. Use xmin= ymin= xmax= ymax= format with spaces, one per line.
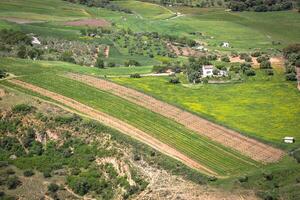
xmin=112 ymin=70 xmax=300 ymax=150
xmin=1 ymin=0 xmax=300 ymax=52
xmin=0 ymin=58 xmax=261 ymax=176
xmin=113 ymin=0 xmax=175 ymax=20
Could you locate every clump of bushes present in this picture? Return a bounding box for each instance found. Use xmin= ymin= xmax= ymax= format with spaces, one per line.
xmin=12 ymin=104 xmax=34 ymax=115
xmin=130 ymin=73 xmax=141 ymax=78
xmin=0 ymin=69 xmax=8 ymax=79
xmin=169 ymin=77 xmax=180 ymax=84
xmin=124 ymin=59 xmax=140 ymax=67
xmin=221 ymin=55 xmax=230 ymax=62
xmin=23 ymin=169 xmax=34 ymax=177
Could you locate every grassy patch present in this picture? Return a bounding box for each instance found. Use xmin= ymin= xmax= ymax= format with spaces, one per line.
xmin=112 ymin=70 xmax=300 ymax=150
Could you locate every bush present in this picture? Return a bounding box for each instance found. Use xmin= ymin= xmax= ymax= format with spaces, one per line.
xmin=23 ymin=170 xmax=34 ymax=177
xmin=124 ymin=59 xmax=140 ymax=67
xmin=107 ymin=62 xmax=116 ymax=67
xmin=292 ymin=150 xmax=300 ymax=163
xmin=265 ymin=69 xmax=274 ymax=76
xmin=285 ymin=73 xmax=297 ymax=81
xmin=0 ymin=69 xmax=8 ymax=79
xmin=238 ymin=176 xmax=248 ymax=183
xmin=60 ymin=51 xmax=76 ymax=64
xmin=245 ymin=56 xmax=252 ymax=62
xmin=12 ymin=104 xmax=34 ymax=114
xmin=260 ymin=61 xmax=272 ymax=69
xmin=257 ymin=56 xmax=269 ymax=63
xmin=263 ymin=172 xmax=273 ymax=181
xmin=130 ymin=73 xmax=141 ymax=78
xmin=43 ymin=170 xmax=52 ymax=178
xmin=48 ymin=183 xmax=59 ymax=193
xmin=245 ymin=69 xmax=256 ymax=76
xmin=95 ymin=58 xmax=105 ymax=68
xmin=6 ymin=176 xmax=21 ymax=189
xmin=221 ymin=56 xmax=230 ymax=62
xmin=169 ymin=77 xmax=180 ymax=84
xmin=251 ymin=52 xmax=262 ymax=57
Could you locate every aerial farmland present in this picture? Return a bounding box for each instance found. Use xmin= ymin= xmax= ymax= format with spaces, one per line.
xmin=0 ymin=0 xmax=300 ymax=199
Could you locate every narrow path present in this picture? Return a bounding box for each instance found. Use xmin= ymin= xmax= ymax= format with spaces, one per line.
xmin=66 ymin=73 xmax=285 ymax=163
xmin=8 ymin=79 xmax=218 ymax=177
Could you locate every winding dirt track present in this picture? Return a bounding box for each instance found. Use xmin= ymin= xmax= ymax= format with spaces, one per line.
xmin=66 ymin=73 xmax=285 ymax=163
xmin=8 ymin=79 xmax=217 ymax=176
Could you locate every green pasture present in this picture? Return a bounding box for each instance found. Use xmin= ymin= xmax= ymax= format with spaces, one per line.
xmin=113 ymin=70 xmax=300 ymax=150
xmin=0 ymin=0 xmax=299 ymax=52
xmin=0 ymin=58 xmax=153 ymax=76
xmin=112 ymin=0 xmax=175 ymax=20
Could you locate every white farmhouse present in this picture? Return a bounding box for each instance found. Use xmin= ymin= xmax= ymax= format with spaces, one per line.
xmin=202 ymin=65 xmax=214 ymax=77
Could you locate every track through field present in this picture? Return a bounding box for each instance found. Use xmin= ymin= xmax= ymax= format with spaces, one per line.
xmin=66 ymin=73 xmax=285 ymax=163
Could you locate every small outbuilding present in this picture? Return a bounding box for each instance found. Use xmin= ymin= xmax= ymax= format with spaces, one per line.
xmin=283 ymin=137 xmax=295 ymax=144
xmin=221 ymin=42 xmax=230 ymax=48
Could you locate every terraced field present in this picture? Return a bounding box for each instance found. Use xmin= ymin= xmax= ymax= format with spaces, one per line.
xmin=3 ymin=72 xmax=260 ymax=176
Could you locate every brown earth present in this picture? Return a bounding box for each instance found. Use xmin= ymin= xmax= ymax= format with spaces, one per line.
xmin=8 ymin=79 xmax=217 ymax=176
xmin=167 ymin=43 xmax=204 ymax=57
xmin=66 ymin=73 xmax=285 ymax=163
xmin=64 ymin=19 xmax=110 ymax=27
xmin=230 ymin=56 xmax=284 ymax=69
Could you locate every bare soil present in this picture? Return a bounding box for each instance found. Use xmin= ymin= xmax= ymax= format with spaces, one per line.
xmin=8 ymin=79 xmax=216 ymax=176
xmin=134 ymin=160 xmax=258 ymax=200
xmin=66 ymin=73 xmax=285 ymax=163
xmin=230 ymin=56 xmax=284 ymax=69
xmin=64 ymin=19 xmax=110 ymax=27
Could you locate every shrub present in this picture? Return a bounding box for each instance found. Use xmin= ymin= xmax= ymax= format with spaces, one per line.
xmin=6 ymin=176 xmax=21 ymax=189
xmin=130 ymin=73 xmax=141 ymax=78
xmin=257 ymin=56 xmax=269 ymax=63
xmin=260 ymin=61 xmax=272 ymax=69
xmin=23 ymin=170 xmax=34 ymax=177
xmin=124 ymin=59 xmax=140 ymax=67
xmin=48 ymin=183 xmax=59 ymax=193
xmin=12 ymin=104 xmax=34 ymax=114
xmin=245 ymin=56 xmax=252 ymax=62
xmin=245 ymin=69 xmax=256 ymax=76
xmin=292 ymin=150 xmax=300 ymax=163
xmin=107 ymin=62 xmax=116 ymax=67
xmin=95 ymin=58 xmax=105 ymax=68
xmin=60 ymin=51 xmax=76 ymax=64
xmin=43 ymin=170 xmax=52 ymax=178
xmin=263 ymin=172 xmax=273 ymax=181
xmin=0 ymin=69 xmax=8 ymax=79
xmin=265 ymin=69 xmax=274 ymax=76
xmin=285 ymin=73 xmax=297 ymax=81
xmin=169 ymin=77 xmax=180 ymax=84
xmin=238 ymin=176 xmax=248 ymax=183
xmin=251 ymin=52 xmax=262 ymax=57
xmin=221 ymin=56 xmax=230 ymax=62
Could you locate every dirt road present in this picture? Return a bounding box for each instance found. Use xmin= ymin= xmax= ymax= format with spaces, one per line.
xmin=66 ymin=73 xmax=285 ymax=163
xmin=8 ymin=79 xmax=217 ymax=176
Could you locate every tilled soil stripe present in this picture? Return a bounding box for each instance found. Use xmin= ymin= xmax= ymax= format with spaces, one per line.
xmin=66 ymin=73 xmax=285 ymax=163
xmin=8 ymin=79 xmax=217 ymax=176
